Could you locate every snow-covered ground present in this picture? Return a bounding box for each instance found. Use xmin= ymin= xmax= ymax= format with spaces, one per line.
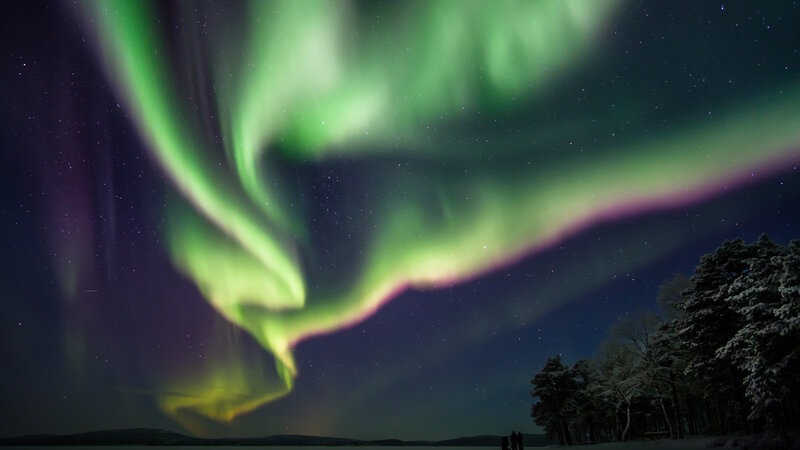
xmin=541 ymin=433 xmax=798 ymax=449
xmin=541 ymin=437 xmax=714 ymax=450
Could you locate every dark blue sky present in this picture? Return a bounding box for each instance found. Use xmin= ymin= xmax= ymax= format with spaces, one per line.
xmin=1 ymin=0 xmax=799 ymax=440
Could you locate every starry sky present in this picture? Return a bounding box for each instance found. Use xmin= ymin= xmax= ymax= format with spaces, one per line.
xmin=2 ymin=0 xmax=800 ymax=441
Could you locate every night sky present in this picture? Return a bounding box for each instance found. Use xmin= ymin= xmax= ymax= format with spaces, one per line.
xmin=2 ymin=0 xmax=800 ymax=441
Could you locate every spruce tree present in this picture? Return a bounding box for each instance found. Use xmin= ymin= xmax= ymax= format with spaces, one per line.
xmin=531 ymin=356 xmax=577 ymax=445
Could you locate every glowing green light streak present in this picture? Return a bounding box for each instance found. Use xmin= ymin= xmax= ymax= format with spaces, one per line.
xmin=90 ymin=1 xmax=305 ymax=310
xmin=219 ymin=0 xmax=346 ymax=227
xmin=157 ymin=328 xmax=293 ymax=436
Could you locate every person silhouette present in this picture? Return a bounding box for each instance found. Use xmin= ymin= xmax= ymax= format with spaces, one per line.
xmin=517 ymin=432 xmax=524 ymax=450
xmin=501 ymin=435 xmax=509 ymax=450
xmin=510 ymin=431 xmax=518 ymax=450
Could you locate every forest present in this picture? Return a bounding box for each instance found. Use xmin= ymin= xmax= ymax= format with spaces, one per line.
xmin=530 ymin=235 xmax=800 ymax=445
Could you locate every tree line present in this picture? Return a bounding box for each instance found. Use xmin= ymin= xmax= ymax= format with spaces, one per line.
xmin=530 ymin=235 xmax=800 ymax=445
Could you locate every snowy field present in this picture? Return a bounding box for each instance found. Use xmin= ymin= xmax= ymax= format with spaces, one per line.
xmin=540 ymin=433 xmax=798 ymax=449
xmin=6 ymin=434 xmax=800 ymax=450
xmin=545 ymin=437 xmax=718 ymax=449
xmin=0 ymin=441 xmax=715 ymax=450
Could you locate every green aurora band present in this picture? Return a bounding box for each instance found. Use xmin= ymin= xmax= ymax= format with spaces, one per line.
xmin=82 ymin=0 xmax=800 ymax=431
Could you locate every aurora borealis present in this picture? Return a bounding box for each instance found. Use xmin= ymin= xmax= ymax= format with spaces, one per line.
xmin=2 ymin=0 xmax=800 ymax=440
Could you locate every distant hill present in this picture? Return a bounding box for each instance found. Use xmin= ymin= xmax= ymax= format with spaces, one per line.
xmin=0 ymin=428 xmax=553 ymax=446
xmin=0 ymin=428 xmax=197 ymax=446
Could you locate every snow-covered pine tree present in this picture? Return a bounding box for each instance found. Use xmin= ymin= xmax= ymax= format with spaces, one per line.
xmin=717 ymin=236 xmax=800 ymax=431
xmin=676 ymin=238 xmax=755 ymax=433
